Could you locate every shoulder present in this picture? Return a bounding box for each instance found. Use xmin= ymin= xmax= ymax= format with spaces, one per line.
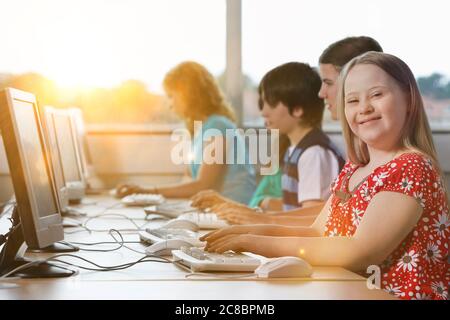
xmin=204 ymin=115 xmax=236 ymax=130
xmin=373 ymin=152 xmax=443 ymax=206
xmin=299 ymin=145 xmax=340 ymax=165
xmin=385 ymin=152 xmax=437 ymax=179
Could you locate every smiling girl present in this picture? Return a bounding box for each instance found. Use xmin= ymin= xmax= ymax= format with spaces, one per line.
xmin=202 ymin=52 xmax=449 ymax=300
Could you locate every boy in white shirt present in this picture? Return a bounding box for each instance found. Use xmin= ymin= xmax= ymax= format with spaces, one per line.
xmin=258 ymin=62 xmax=344 ymax=210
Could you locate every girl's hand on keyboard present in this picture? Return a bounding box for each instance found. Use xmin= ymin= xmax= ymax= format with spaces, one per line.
xmin=211 ymin=203 xmax=271 ymax=225
xmin=200 ymin=225 xmax=251 ymax=243
xmin=201 ymin=224 xmax=275 ymax=244
xmin=204 ymin=233 xmax=255 ymax=253
xmin=190 ymin=190 xmax=228 ymax=210
xmin=115 ymin=184 xmax=142 ymax=198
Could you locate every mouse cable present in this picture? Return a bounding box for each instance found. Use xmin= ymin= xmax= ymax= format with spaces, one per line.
xmin=60 ymin=229 xmax=129 ymax=252
xmin=63 ymin=229 xmax=147 ymax=254
xmin=81 ymin=213 xmax=150 ymax=233
xmin=0 ymin=252 xmax=173 ymax=279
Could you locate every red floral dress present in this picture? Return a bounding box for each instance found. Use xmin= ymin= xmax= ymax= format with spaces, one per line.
xmin=325 ymin=153 xmax=449 ymax=300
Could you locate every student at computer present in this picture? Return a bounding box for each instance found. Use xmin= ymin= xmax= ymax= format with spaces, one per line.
xmin=205 ymin=63 xmax=343 ymax=216
xmin=115 ymin=61 xmax=256 ymax=204
xmin=192 ymin=134 xmax=289 ymax=212
xmin=193 ymin=62 xmax=344 ymax=225
xmin=202 ymin=52 xmax=449 ymax=300
xmin=198 ymin=36 xmax=383 ymax=225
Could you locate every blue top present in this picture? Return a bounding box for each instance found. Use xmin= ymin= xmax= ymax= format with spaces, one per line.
xmin=190 ymin=114 xmax=256 ymax=204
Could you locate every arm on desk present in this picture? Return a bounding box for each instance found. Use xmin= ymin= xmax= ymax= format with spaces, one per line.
xmin=211 ymin=197 xmax=327 ymax=226
xmin=204 ymin=192 xmax=422 ymax=271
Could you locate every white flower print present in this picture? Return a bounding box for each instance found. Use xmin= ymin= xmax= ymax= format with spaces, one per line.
xmin=413 ymin=191 xmax=425 ymax=208
xmin=431 ymin=281 xmax=448 ymax=299
xmin=351 ymin=208 xmax=364 ymax=226
xmin=384 ymin=284 xmax=402 ymax=297
xmin=396 ymin=250 xmax=419 ymax=272
xmin=328 ymin=228 xmax=339 ymax=237
xmin=372 ymin=171 xmax=389 ymax=187
xmin=432 ymin=213 xmax=449 ymax=237
xmin=399 ymin=177 xmax=414 ymax=192
xmin=423 ymin=242 xmax=442 ymax=264
xmin=412 ymin=292 xmax=431 ymax=300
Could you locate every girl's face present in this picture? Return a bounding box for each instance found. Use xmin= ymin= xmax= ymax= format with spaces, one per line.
xmin=344 ymin=64 xmax=408 ymax=151
xmin=166 ymin=89 xmax=188 ymax=117
xmin=318 ymin=63 xmax=340 ymax=120
xmin=260 ymin=100 xmax=303 ymax=135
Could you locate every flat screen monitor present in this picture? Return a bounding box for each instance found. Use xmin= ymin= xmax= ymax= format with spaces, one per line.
xmin=0 ymin=88 xmax=64 ymax=249
xmin=43 ymin=107 xmax=69 ymax=210
xmin=51 ymin=109 xmax=85 ymax=201
xmin=68 ymin=108 xmax=90 ymax=180
xmin=53 ymin=111 xmax=83 ymax=183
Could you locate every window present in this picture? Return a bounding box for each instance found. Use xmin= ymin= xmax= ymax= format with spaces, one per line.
xmin=242 ymin=0 xmax=450 ymax=131
xmin=0 ymin=0 xmax=226 ymax=125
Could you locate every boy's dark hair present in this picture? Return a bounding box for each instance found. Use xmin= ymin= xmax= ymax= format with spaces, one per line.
xmin=258 ymin=62 xmax=324 ymax=128
xmin=319 ymin=36 xmax=383 ymax=68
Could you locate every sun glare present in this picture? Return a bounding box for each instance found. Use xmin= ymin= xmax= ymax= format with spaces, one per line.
xmin=43 ymin=28 xmax=123 ymax=89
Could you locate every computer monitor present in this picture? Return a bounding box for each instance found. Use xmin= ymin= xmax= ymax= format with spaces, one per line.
xmin=43 ymin=107 xmax=70 ymax=211
xmin=50 ymin=108 xmax=86 ymax=203
xmin=68 ymin=108 xmax=90 ymax=180
xmin=0 ymin=88 xmax=76 ymax=277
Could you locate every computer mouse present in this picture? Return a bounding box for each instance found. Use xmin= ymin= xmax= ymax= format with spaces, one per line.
xmin=145 ymin=239 xmax=197 ymax=256
xmin=161 ymin=219 xmax=199 ymax=231
xmin=254 ymin=256 xmax=313 ymax=278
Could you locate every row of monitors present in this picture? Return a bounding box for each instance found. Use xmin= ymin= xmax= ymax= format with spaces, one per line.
xmin=0 ymin=87 xmax=89 ymax=249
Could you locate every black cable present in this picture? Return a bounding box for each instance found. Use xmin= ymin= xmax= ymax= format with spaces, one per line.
xmin=82 ymin=213 xmax=142 ymax=232
xmin=48 ymin=257 xmax=170 ymax=272
xmin=63 ymin=229 xmax=146 ymax=253
xmin=69 ymin=240 xmax=142 ymax=246
xmin=61 ymin=229 xmax=126 ymax=253
xmin=43 ymin=253 xmax=172 ymax=272
xmin=108 ymin=229 xmax=147 ymax=255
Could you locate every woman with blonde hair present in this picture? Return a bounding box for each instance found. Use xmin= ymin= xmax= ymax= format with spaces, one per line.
xmin=202 ymin=52 xmax=449 ymax=300
xmin=116 ymin=61 xmax=255 ymax=203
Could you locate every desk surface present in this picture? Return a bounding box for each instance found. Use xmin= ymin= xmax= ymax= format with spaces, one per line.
xmin=0 ymin=195 xmax=395 ymax=300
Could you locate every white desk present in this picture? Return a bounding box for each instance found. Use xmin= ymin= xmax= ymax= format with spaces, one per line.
xmin=0 ymin=195 xmax=395 ymax=300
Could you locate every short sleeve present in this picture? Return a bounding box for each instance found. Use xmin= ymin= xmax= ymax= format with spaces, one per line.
xmin=297 ymin=146 xmax=340 ymax=203
xmin=377 ymin=154 xmax=436 ymax=208
xmin=202 ymin=115 xmax=234 ymax=140
xmin=248 ymin=169 xmax=282 ymax=207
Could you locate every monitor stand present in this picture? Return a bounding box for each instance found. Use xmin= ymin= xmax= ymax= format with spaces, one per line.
xmin=0 ymin=206 xmax=76 ymax=278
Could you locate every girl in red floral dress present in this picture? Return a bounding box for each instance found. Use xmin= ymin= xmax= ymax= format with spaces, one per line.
xmin=201 ymin=52 xmax=449 ymax=300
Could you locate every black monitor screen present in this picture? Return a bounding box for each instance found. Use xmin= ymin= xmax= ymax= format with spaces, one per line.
xmin=53 ymin=113 xmax=82 ymax=183
xmin=14 ymin=99 xmax=58 ymax=218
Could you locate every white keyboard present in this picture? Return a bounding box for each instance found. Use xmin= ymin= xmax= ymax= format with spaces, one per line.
xmin=172 ymin=247 xmax=261 ymax=272
xmin=144 ymin=200 xmax=197 ymax=218
xmin=139 ymin=228 xmax=203 ymax=247
xmin=121 ymin=193 xmax=165 ymax=206
xmin=178 ymin=212 xmax=228 ymax=229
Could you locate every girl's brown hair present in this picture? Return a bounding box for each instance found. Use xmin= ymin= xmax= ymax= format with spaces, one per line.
xmin=337 ymin=52 xmax=447 ymax=196
xmin=163 ymin=61 xmax=236 ymax=135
